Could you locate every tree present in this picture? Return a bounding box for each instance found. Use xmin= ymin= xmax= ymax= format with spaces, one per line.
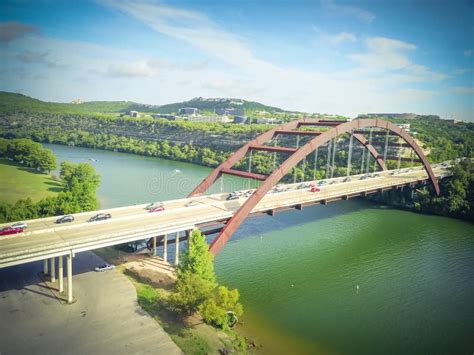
xmin=178 ymin=229 xmax=216 ymax=285
xmin=168 ymin=230 xmax=217 ymax=314
xmin=168 ymin=272 xmax=215 ymax=315
xmin=200 ymin=286 xmax=244 ymax=329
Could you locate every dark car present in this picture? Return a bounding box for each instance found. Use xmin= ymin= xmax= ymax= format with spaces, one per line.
xmin=56 ymin=215 xmax=75 ymax=224
xmin=0 ymin=226 xmax=24 ymax=236
xmin=343 ymin=177 xmax=352 ymax=182
xmin=88 ymin=213 xmax=112 ymax=222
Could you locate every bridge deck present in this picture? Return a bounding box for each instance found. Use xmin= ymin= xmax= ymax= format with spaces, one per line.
xmin=0 ymin=163 xmax=451 ymax=267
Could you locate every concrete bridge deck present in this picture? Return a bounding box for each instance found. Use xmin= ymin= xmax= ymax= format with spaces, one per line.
xmin=0 ymin=162 xmax=451 ymax=269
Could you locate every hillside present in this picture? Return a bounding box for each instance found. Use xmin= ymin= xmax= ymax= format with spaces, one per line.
xmin=0 ymin=92 xmax=292 ymax=116
xmin=154 ymin=97 xmax=288 ymax=114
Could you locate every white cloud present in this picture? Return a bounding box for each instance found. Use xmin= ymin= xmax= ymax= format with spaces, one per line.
xmin=349 ymin=37 xmax=446 ymax=82
xmin=107 ymin=59 xmax=169 ymax=78
xmin=320 ymin=0 xmax=375 ymax=24
xmin=326 ymin=32 xmax=357 ymax=45
xmin=451 ymin=86 xmax=474 ymax=94
xmin=2 ymin=1 xmax=466 ymax=119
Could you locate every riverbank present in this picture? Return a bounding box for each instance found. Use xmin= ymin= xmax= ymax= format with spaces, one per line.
xmin=0 ymin=158 xmax=62 ymax=204
xmin=94 ymin=248 xmax=250 ymax=354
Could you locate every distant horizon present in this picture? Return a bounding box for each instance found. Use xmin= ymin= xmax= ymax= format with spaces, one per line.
xmin=3 ymin=90 xmax=461 ymax=120
xmin=0 ymin=0 xmax=472 ymax=120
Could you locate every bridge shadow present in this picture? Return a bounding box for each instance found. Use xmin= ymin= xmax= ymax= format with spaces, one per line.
xmin=0 ymin=251 xmax=109 ymax=294
xmin=211 ymin=198 xmax=378 ymax=246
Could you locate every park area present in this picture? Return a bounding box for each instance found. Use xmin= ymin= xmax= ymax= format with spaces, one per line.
xmin=0 ymin=158 xmax=62 ymax=204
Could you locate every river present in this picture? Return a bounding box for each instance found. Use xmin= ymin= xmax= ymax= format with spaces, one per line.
xmin=46 ymin=144 xmax=474 ymax=355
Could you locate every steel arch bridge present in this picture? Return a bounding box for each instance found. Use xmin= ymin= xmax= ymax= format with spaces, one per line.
xmin=188 ymin=118 xmax=440 ymax=256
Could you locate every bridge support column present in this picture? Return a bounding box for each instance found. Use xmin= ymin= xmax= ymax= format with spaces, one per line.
xmin=174 ymin=232 xmax=180 ymax=266
xmin=50 ymin=257 xmax=56 ymax=282
xmin=58 ymin=256 xmax=64 ymax=293
xmin=67 ymin=253 xmax=73 ymax=304
xmin=163 ymin=234 xmax=168 ymax=262
xmin=43 ymin=259 xmax=49 ymax=275
xmin=153 ymin=236 xmax=157 ymax=256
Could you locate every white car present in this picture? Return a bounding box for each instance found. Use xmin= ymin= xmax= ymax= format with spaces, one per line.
xmin=185 ymin=200 xmax=200 ymax=207
xmin=145 ymin=202 xmax=163 ymax=210
xmin=94 ymin=264 xmax=115 ymax=272
xmin=10 ymin=222 xmax=28 ymax=229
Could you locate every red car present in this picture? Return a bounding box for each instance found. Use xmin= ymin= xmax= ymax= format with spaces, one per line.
xmin=309 ymin=186 xmax=321 ymax=193
xmin=0 ymin=226 xmax=24 ymax=236
xmin=149 ymin=206 xmax=165 ymax=213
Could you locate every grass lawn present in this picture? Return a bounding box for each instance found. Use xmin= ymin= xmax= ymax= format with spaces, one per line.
xmin=0 ymin=158 xmax=63 ymax=204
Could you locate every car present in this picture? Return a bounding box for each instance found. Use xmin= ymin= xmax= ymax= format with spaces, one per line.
xmin=390 ymin=171 xmax=397 ymax=176
xmin=10 ymin=221 xmax=28 ymax=229
xmin=373 ymin=173 xmax=380 ymax=178
xmin=360 ymin=175 xmax=369 ymax=180
xmin=343 ymin=177 xmax=352 ymax=182
xmin=145 ymin=202 xmax=163 ymax=210
xmin=0 ymin=226 xmax=24 ymax=236
xmin=88 ymin=213 xmax=112 ymax=222
xmin=330 ymin=180 xmax=337 ymax=185
xmin=310 ymin=186 xmax=321 ymax=193
xmin=185 ymin=200 xmax=200 ymax=207
xmin=243 ymin=190 xmax=254 ymax=197
xmin=298 ymin=182 xmax=311 ymax=189
xmin=149 ymin=205 xmax=165 ymax=213
xmin=56 ymin=215 xmax=74 ymax=224
xmin=317 ymin=181 xmax=327 ymax=186
xmin=226 ymin=193 xmax=240 ymax=200
xmin=94 ymin=264 xmax=115 ymax=272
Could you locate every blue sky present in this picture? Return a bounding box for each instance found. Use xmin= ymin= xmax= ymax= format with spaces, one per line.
xmin=0 ymin=0 xmax=472 ymax=120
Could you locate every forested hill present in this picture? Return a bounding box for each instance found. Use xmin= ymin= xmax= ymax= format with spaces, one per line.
xmin=154 ymin=97 xmax=287 ymax=114
xmin=0 ymin=92 xmax=290 ymax=115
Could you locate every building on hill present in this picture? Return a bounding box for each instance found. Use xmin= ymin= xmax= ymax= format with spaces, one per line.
xmin=233 ymin=116 xmax=250 ymax=124
xmin=179 ymin=107 xmax=199 ymax=116
xmin=256 ymin=117 xmax=281 ymax=124
xmin=130 ymin=111 xmax=140 ymax=117
xmin=186 ymin=115 xmax=232 ymax=123
xmin=71 ymin=99 xmax=82 ymax=104
xmin=359 ymin=113 xmax=417 ymax=120
xmin=152 ymin=114 xmax=176 ymax=121
xmin=395 ymin=123 xmax=410 ymax=131
xmin=215 ymin=108 xmax=245 ymax=116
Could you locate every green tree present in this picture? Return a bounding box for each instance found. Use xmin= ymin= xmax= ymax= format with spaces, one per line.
xmin=200 ymin=286 xmax=244 ymax=329
xmin=178 ymin=230 xmax=216 ymax=285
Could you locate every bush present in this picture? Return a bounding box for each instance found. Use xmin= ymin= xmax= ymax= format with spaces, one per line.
xmin=200 ymin=286 xmax=243 ymax=329
xmin=168 ymin=272 xmax=215 ymax=315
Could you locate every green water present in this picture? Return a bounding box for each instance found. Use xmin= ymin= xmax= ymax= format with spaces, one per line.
xmin=46 ymin=144 xmax=474 ymax=354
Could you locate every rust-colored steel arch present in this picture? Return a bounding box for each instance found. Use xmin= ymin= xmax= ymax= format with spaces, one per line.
xmin=189 ymin=119 xmax=439 ymax=255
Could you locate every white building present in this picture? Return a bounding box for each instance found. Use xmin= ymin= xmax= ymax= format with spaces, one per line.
xmin=186 ymin=115 xmax=232 ymax=123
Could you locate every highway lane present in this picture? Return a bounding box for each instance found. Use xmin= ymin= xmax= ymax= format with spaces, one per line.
xmin=0 ymin=163 xmax=452 ymax=267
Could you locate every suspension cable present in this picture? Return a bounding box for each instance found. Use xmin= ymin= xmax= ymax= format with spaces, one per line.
xmin=272 ymin=136 xmax=278 ymax=172
xmin=383 ymin=129 xmax=389 ymax=162
xmin=365 ymin=128 xmax=373 ymax=174
xmin=313 ymin=148 xmax=319 ymax=181
xmin=347 ymin=130 xmax=354 ymax=176
xmin=248 ymin=150 xmax=253 ymax=189
xmin=397 ymin=138 xmax=402 ymax=170
xmin=326 ymin=139 xmax=332 ymax=178
xmin=330 ymin=137 xmax=337 ymax=178
xmin=293 ymin=135 xmax=300 ymax=183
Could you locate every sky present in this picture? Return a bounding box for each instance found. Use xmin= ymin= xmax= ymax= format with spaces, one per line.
xmin=0 ymin=0 xmax=473 ymax=120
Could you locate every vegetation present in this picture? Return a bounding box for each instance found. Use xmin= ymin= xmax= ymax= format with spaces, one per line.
xmin=169 ymin=230 xmax=244 ymax=330
xmin=370 ymin=159 xmax=474 ymax=222
xmin=0 ymin=160 xmax=100 ymax=223
xmin=121 ymin=267 xmax=247 ymax=354
xmin=0 ymin=137 xmax=57 ymax=173
xmin=0 ymin=158 xmax=62 ymax=204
